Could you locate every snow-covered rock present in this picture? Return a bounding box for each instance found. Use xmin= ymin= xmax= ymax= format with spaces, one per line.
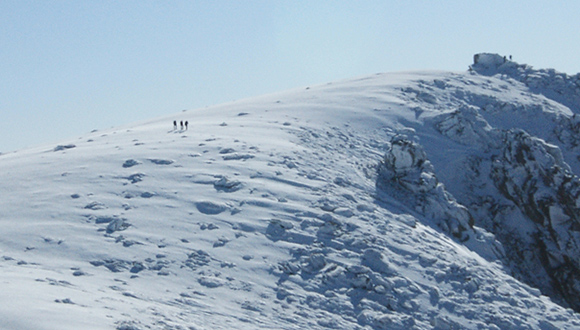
xmin=472 ymin=52 xmax=580 ymax=113
xmin=432 ymin=105 xmax=501 ymax=150
xmin=378 ymin=136 xmax=473 ymax=241
xmin=489 ymin=129 xmax=580 ymax=310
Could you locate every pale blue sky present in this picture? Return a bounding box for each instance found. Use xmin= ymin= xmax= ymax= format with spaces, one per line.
xmin=1 ymin=1 xmax=578 ymax=152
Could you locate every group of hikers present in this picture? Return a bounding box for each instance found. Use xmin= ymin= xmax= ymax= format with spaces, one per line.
xmin=173 ymin=120 xmax=188 ymax=130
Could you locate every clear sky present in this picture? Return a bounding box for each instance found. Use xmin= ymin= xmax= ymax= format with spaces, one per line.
xmin=1 ymin=0 xmax=579 ymax=152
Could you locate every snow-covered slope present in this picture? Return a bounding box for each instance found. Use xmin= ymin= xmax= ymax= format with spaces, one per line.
xmin=2 ymin=54 xmax=580 ymax=329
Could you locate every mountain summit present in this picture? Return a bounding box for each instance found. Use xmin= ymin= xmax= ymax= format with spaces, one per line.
xmin=2 ymin=54 xmax=580 ymax=329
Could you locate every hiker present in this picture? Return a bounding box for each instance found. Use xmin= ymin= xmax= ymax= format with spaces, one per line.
xmin=173 ymin=120 xmax=177 ymax=130
xmin=185 ymin=121 xmax=188 ymax=130
xmin=180 ymin=121 xmax=184 ymax=130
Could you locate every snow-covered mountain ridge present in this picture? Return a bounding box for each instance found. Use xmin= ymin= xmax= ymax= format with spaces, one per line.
xmin=2 ymin=54 xmax=580 ymax=329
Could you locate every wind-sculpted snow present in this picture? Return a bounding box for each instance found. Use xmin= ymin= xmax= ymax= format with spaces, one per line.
xmin=2 ymin=54 xmax=580 ymax=329
xmin=432 ymin=105 xmax=501 ymax=150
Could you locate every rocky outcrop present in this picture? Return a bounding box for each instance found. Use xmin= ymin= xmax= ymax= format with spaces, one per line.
xmin=373 ymin=55 xmax=580 ymax=313
xmin=555 ymin=114 xmax=580 ymax=149
xmin=491 ymin=129 xmax=580 ymax=310
xmin=431 ymin=100 xmax=580 ymax=310
xmin=378 ymin=136 xmax=473 ymax=241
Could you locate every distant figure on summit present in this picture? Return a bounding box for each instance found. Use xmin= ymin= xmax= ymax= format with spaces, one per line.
xmin=180 ymin=121 xmax=184 ymax=130
xmin=173 ymin=120 xmax=177 ymax=130
xmin=185 ymin=121 xmax=188 ymax=130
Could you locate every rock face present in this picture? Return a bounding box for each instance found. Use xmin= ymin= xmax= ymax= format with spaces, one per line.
xmin=431 ymin=103 xmax=580 ymax=310
xmin=378 ymin=136 xmax=473 ymax=241
xmin=374 ymin=54 xmax=580 ymax=312
xmin=468 ymin=54 xmax=580 ymax=311
xmin=490 ymin=129 xmax=580 ymax=310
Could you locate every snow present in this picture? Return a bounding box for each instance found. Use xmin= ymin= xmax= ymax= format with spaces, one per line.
xmin=2 ymin=55 xmax=580 ymax=329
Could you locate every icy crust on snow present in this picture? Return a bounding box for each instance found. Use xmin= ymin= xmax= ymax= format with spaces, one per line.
xmin=2 ymin=56 xmax=580 ymax=329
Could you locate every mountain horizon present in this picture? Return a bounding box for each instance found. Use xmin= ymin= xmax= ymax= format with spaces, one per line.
xmin=2 ymin=53 xmax=580 ymax=329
